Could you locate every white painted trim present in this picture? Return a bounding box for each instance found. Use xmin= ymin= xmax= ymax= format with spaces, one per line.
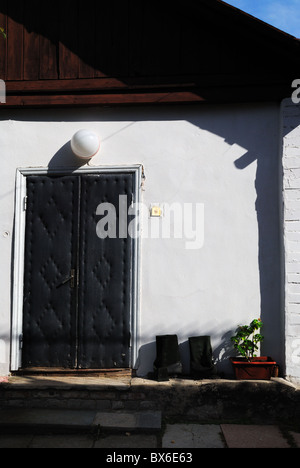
xmin=11 ymin=165 xmax=142 ymax=371
xmin=131 ymin=165 xmax=143 ymax=368
xmin=11 ymin=170 xmax=27 ymax=371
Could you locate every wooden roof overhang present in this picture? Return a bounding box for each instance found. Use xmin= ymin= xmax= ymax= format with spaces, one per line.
xmin=0 ymin=0 xmax=299 ymax=108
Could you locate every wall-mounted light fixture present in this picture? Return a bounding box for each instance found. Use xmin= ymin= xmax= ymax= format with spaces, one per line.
xmin=71 ymin=129 xmax=100 ymax=159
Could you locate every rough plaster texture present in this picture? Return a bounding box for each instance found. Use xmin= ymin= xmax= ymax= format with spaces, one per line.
xmin=282 ymin=99 xmax=300 ymax=385
xmin=0 ymin=103 xmax=282 ymax=377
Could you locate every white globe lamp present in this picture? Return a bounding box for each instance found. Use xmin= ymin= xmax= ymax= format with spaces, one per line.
xmin=71 ymin=129 xmax=100 ymax=159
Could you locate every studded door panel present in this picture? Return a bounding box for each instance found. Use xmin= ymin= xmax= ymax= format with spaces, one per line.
xmin=22 ymin=176 xmax=79 ymax=368
xmin=78 ymin=174 xmax=133 ymax=369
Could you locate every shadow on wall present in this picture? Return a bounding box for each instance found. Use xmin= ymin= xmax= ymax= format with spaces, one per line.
xmin=234 ymin=149 xmax=282 ymax=363
xmin=47 ymin=141 xmax=89 ymax=170
xmin=133 ymin=103 xmax=283 ymax=375
xmin=137 ymin=331 xmax=236 ymax=378
xmin=190 ymin=105 xmax=283 ymax=367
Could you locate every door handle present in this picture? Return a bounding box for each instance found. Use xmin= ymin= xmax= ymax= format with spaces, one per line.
xmin=58 ymin=269 xmax=76 ymax=288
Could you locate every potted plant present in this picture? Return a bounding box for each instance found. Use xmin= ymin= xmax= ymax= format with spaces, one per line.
xmin=230 ymin=318 xmax=276 ymax=380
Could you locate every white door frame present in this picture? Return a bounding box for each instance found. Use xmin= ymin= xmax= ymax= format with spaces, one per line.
xmin=11 ymin=165 xmax=142 ymax=371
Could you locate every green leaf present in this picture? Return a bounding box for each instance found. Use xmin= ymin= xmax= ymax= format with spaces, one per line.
xmin=230 ymin=318 xmax=264 ymax=359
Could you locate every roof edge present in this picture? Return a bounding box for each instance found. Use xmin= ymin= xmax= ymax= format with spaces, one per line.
xmin=197 ymin=0 xmax=300 ymax=42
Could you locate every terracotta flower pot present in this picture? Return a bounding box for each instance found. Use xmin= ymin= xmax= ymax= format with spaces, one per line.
xmin=230 ymin=356 xmax=277 ymax=380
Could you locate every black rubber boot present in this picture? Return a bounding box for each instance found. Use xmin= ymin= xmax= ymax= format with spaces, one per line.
xmin=153 ymin=335 xmax=183 ymax=381
xmin=189 ymin=336 xmax=216 ymax=379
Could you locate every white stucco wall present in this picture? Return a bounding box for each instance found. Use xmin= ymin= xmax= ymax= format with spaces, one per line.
xmin=0 ymin=103 xmax=282 ymax=377
xmin=282 ymin=98 xmax=300 ymax=385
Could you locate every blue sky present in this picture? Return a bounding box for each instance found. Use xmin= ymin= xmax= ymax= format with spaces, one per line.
xmin=223 ymin=0 xmax=300 ymax=37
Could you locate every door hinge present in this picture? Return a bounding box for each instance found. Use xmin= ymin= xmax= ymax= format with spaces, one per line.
xmin=19 ymin=334 xmax=23 ymax=349
xmin=23 ymin=196 xmax=27 ymax=211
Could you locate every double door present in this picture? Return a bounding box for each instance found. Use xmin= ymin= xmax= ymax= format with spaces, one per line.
xmin=21 ymin=173 xmax=134 ymax=370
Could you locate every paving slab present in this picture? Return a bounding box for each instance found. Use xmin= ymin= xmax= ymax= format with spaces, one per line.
xmin=221 ymin=425 xmax=290 ymax=448
xmin=0 ymin=408 xmax=162 ymax=435
xmin=0 ymin=434 xmax=34 ymax=448
xmin=92 ymin=411 xmax=161 ymax=432
xmin=95 ymin=434 xmax=158 ymax=448
xmin=0 ymin=408 xmax=96 ymax=431
xmin=28 ymin=434 xmax=94 ymax=448
xmin=162 ymin=424 xmax=225 ymax=448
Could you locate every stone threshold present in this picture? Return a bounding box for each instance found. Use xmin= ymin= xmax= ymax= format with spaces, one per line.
xmin=2 ymin=374 xmax=298 ymax=390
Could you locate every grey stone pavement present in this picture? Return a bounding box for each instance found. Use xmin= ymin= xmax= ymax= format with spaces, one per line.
xmin=0 ymin=408 xmax=299 ymax=448
xmin=1 ymin=376 xmax=300 ymax=448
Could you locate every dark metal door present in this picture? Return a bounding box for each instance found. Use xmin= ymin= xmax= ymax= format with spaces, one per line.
xmin=77 ymin=174 xmax=133 ymax=369
xmin=22 ymin=173 xmax=133 ymax=370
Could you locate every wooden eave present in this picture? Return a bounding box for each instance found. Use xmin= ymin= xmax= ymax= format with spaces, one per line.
xmin=0 ymin=0 xmax=299 ymax=108
xmin=3 ymin=74 xmax=296 ymax=108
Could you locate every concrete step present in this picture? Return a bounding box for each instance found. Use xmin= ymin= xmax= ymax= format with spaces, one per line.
xmin=0 ymin=408 xmax=162 ymax=435
xmin=1 ymin=376 xmax=300 ymax=425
